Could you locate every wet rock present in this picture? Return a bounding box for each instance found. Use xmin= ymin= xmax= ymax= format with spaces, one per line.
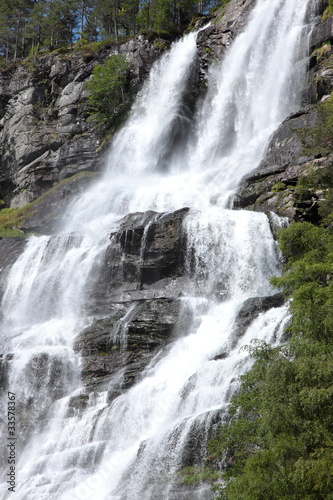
xmin=87 ymin=208 xmax=190 ymax=314
xmin=258 ymin=109 xmax=318 ymax=172
xmin=74 ymin=298 xmax=189 ymax=392
xmin=68 ymin=394 xmax=90 ymax=410
xmin=21 ymin=171 xmax=99 ymax=234
xmin=0 ymin=355 xmax=9 ymax=394
xmin=232 ymin=293 xmax=285 ymax=342
xmin=233 ymin=10 xmax=333 ymax=221
xmin=0 ymin=237 xmax=27 ymax=299
xmin=234 ymin=108 xmax=324 ymax=220
xmin=196 ymin=0 xmax=255 ymax=87
xmin=310 ymin=15 xmax=333 ymax=52
xmin=73 ymin=207 xmax=195 ymax=392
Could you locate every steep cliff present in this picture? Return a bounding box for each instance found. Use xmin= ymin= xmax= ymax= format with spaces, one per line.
xmin=0 ymin=35 xmax=169 ymax=208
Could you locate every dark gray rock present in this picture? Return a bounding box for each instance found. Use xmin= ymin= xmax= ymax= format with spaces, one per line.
xmin=310 ymin=15 xmax=333 ymax=52
xmin=234 ymin=108 xmax=324 ymax=219
xmin=196 ymin=0 xmax=255 ymax=87
xmin=212 ymin=293 xmax=285 ymax=362
xmin=86 ymin=208 xmax=190 ymax=314
xmin=74 ymin=297 xmax=190 ymax=393
xmin=234 ymin=293 xmax=285 ymax=339
xmin=69 ymin=207 xmax=192 ymax=393
xmin=233 ymin=6 xmax=333 ymax=220
xmin=258 ymin=109 xmax=318 ymax=172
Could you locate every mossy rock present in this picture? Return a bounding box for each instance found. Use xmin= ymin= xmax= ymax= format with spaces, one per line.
xmin=0 ymin=171 xmax=98 ymax=237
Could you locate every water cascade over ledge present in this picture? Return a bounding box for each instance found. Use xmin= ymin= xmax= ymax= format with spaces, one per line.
xmin=0 ymin=0 xmax=317 ymax=499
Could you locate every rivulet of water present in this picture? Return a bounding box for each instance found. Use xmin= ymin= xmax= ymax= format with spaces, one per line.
xmin=0 ymin=0 xmax=316 ymax=498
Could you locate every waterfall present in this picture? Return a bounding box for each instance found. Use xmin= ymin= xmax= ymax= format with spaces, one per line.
xmin=0 ymin=0 xmax=316 ymax=499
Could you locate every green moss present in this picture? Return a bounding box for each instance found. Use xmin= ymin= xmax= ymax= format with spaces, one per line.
xmin=0 ymin=207 xmax=33 ymax=237
xmin=271 ymin=181 xmax=286 ymax=192
xmin=322 ymin=5 xmax=333 ymax=21
xmin=0 ymin=171 xmax=97 ymax=237
xmin=312 ymin=42 xmax=331 ymax=61
xmin=153 ymin=40 xmax=168 ymax=51
xmin=72 ymin=38 xmax=134 ymax=61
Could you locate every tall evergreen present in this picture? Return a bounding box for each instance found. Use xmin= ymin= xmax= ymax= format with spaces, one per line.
xmin=0 ymin=0 xmax=204 ymax=59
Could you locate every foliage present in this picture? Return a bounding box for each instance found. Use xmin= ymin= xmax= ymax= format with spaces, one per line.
xmin=298 ymin=93 xmax=333 ymax=156
xmin=322 ymin=0 xmax=333 ymax=21
xmin=152 ymin=39 xmax=168 ymax=51
xmin=271 ymin=181 xmax=286 ymax=192
xmin=0 ymin=206 xmax=32 ymax=236
xmin=208 ymin=220 xmax=333 ymax=500
xmin=178 ymin=466 xmax=220 ymax=485
xmin=85 ymin=54 xmax=130 ymax=128
xmin=0 ymin=0 xmax=215 ymax=60
xmin=312 ymin=42 xmax=331 ymax=61
xmin=295 ymin=163 xmax=333 ymax=224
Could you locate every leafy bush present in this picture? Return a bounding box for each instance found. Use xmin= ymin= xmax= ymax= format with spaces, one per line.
xmin=299 ymin=94 xmax=333 ymax=155
xmin=86 ymin=54 xmax=130 ymax=128
xmin=295 ymin=164 xmax=333 ymax=224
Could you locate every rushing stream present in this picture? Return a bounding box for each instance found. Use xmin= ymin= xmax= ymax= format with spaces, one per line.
xmin=0 ymin=0 xmax=317 ymax=498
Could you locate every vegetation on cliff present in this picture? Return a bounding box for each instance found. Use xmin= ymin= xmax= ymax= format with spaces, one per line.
xmin=323 ymin=0 xmax=333 ymax=20
xmin=298 ymin=95 xmax=333 ymax=157
xmin=85 ymin=54 xmax=131 ymax=127
xmin=206 ymin=214 xmax=333 ymax=499
xmin=0 ymin=172 xmax=97 ymax=236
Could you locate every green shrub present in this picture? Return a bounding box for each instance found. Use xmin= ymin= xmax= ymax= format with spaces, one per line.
xmin=153 ymin=40 xmax=168 ymax=51
xmin=298 ymin=94 xmax=333 ymax=155
xmin=86 ymin=54 xmax=130 ymax=128
xmin=178 ymin=466 xmax=220 ymax=486
xmin=322 ymin=0 xmax=333 ymax=21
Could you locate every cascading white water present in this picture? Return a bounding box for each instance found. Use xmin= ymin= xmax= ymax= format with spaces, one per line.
xmin=0 ymin=0 xmax=316 ymax=498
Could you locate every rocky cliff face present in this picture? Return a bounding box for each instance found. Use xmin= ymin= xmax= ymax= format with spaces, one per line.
xmin=0 ymin=36 xmax=168 ymax=208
